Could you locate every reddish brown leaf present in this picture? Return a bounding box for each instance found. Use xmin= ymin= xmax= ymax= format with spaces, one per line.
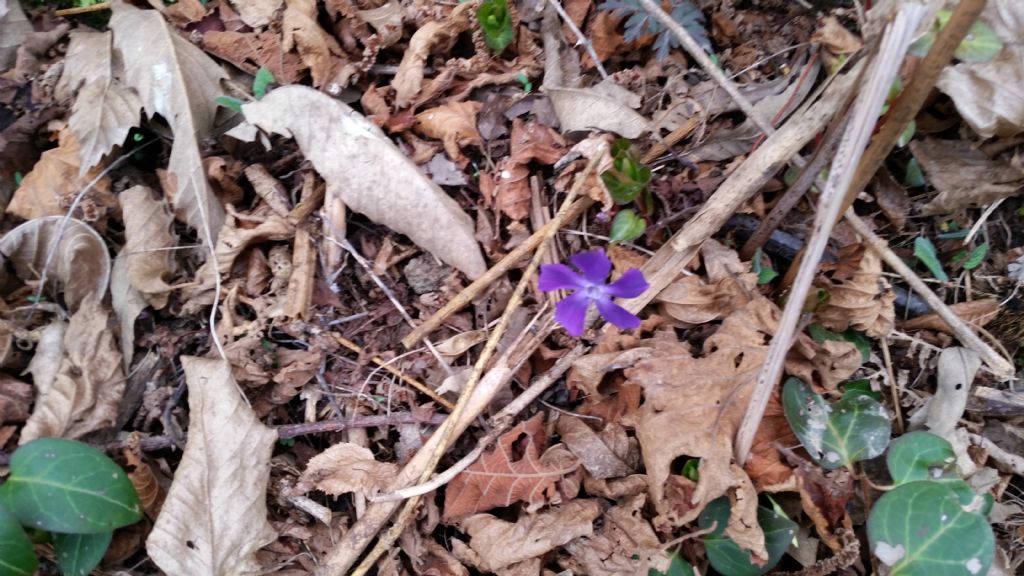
xmin=902 ymin=298 xmax=999 ymax=335
xmin=443 ymin=414 xmax=580 ymax=521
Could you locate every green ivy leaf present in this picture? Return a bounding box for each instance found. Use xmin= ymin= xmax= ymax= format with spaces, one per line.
xmin=699 ymin=497 xmax=797 ymax=576
xmin=962 ymin=243 xmax=988 ymax=270
xmin=252 ymin=66 xmax=276 ymax=100
xmin=782 ymin=377 xmax=891 ymax=469
xmin=1 ymin=438 xmax=141 ymax=534
xmin=54 ymin=531 xmax=113 ymax=576
xmin=476 ymin=0 xmax=514 ymax=52
xmin=843 ymin=379 xmax=881 ymax=402
xmin=867 ymin=481 xmax=993 ymax=576
xmin=649 ymin=553 xmax=694 ymax=576
xmin=887 ymin=431 xmax=958 ymax=485
xmin=610 ymin=209 xmax=646 ymax=243
xmin=955 ymin=21 xmax=1002 ymax=63
xmin=215 ymin=95 xmax=243 ymax=113
xmin=752 ymin=248 xmax=778 ymax=284
xmin=0 ymin=506 xmax=37 ymax=576
xmin=913 ymin=236 xmax=949 ymax=282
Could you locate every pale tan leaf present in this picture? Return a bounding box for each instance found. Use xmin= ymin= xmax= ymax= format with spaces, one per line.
xmin=111 ymin=1 xmax=226 ymax=246
xmin=23 ymin=321 xmax=66 ymax=412
xmin=415 ymin=101 xmax=483 ymax=162
xmin=452 ymin=500 xmax=600 ymax=573
xmin=910 ymin=138 xmax=1024 ymax=214
xmin=20 ymin=297 xmax=126 ymax=443
xmin=281 ymin=0 xmax=346 ymax=88
xmin=298 ymin=442 xmax=398 ymax=498
xmin=545 ymin=86 xmax=651 ymax=138
xmin=556 ymin=415 xmax=634 ymax=479
xmin=241 ymin=86 xmax=487 ymax=279
xmin=435 ymin=330 xmax=487 ymax=358
xmin=815 ymin=247 xmax=895 ymax=338
xmin=147 ymin=357 xmax=277 ymax=576
xmin=355 ymin=1 xmax=402 ymax=48
xmin=0 ymin=216 xmax=110 ymax=312
xmin=391 ymin=3 xmax=473 ymax=107
xmin=902 ymin=298 xmax=1000 ymax=335
xmin=563 ymin=494 xmax=671 ymax=575
xmin=228 ymin=0 xmax=281 ymax=27
xmin=110 ymin=251 xmax=147 ymax=371
xmin=120 ymin=185 xmax=179 ymax=308
xmin=0 ymin=0 xmax=31 ymax=72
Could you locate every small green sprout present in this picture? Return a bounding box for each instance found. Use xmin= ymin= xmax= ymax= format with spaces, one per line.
xmin=752 ymin=248 xmax=778 ymax=285
xmin=252 ymin=67 xmax=276 ymax=100
xmin=477 ymin=0 xmax=514 ymax=53
xmin=913 ymin=236 xmax=949 ymax=282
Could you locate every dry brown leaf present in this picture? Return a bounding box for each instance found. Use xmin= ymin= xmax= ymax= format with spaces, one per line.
xmin=871 ymin=167 xmax=910 ymax=230
xmin=7 ymin=130 xmax=115 ymax=221
xmin=812 ymin=16 xmax=862 ymax=55
xmin=815 ymin=247 xmax=895 ymax=338
xmin=655 ymin=242 xmax=758 ymax=324
xmin=0 ymin=216 xmax=110 ymax=312
xmin=911 ymin=138 xmax=1024 ymax=214
xmin=355 ymin=1 xmax=403 ymax=48
xmin=123 ymin=433 xmax=165 ymax=519
xmin=0 ymin=373 xmax=33 ymax=423
xmin=228 ymin=0 xmax=281 ymax=27
xmin=415 ymin=101 xmax=483 ymax=163
xmin=202 ymin=31 xmax=304 ymax=84
xmin=241 ymin=86 xmax=487 ymax=279
xmin=490 ymin=161 xmax=531 ymax=220
xmin=0 ymin=0 xmax=32 ymax=72
xmin=451 ymin=500 xmax=601 ymax=573
xmin=556 ymin=415 xmax=634 ymax=479
xmin=112 ymin=1 xmax=226 ymax=246
xmin=282 ymin=0 xmax=347 ymax=88
xmin=110 ymin=252 xmax=148 ymax=371
xmin=443 ymin=414 xmax=581 ymax=521
xmin=298 ymin=442 xmax=399 ymax=498
xmin=563 ymin=494 xmax=671 ymax=575
xmin=902 ymin=298 xmax=1000 ymax=335
xmin=147 ymin=357 xmax=277 ymax=576
xmin=391 ymin=3 xmax=474 ymax=107
xmin=282 ymin=226 xmax=315 ymax=319
xmin=435 ymin=330 xmax=487 ymax=358
xmin=20 ymin=296 xmax=125 ymax=443
xmin=545 ymin=86 xmax=650 ymax=137
xmin=121 ymin=185 xmax=178 ymax=308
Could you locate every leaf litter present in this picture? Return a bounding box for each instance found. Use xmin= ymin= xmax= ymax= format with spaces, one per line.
xmin=0 ymin=0 xmax=1023 ymax=574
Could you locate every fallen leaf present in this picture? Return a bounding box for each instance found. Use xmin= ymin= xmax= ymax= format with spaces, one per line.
xmin=902 ymin=298 xmax=999 ymax=335
xmin=20 ymin=296 xmax=125 ymax=443
xmin=56 ymin=31 xmax=142 ymax=172
xmin=298 ymin=442 xmax=399 ymax=498
xmin=655 ymin=240 xmax=758 ymax=324
xmin=110 ymin=252 xmax=148 ymax=372
xmin=391 ymin=3 xmax=473 ymax=107
xmin=415 ymin=101 xmax=483 ymax=163
xmin=281 ymin=0 xmax=347 ymax=88
xmin=871 ymin=167 xmax=910 ymax=230
xmin=911 ymin=139 xmax=1024 ymax=214
xmin=444 ymin=414 xmax=581 ymax=521
xmin=563 ymin=493 xmax=671 ymax=575
xmin=0 ymin=373 xmax=33 ymax=423
xmin=451 ymin=500 xmax=600 ymax=573
xmin=112 ymin=1 xmax=227 ymax=246
xmin=815 ymin=246 xmax=895 ymax=338
xmin=146 ymin=357 xmax=277 ymax=576
xmin=435 ymin=330 xmax=488 ymax=358
xmin=7 ymin=130 xmax=115 ymax=221
xmin=241 ymin=86 xmax=487 ymax=279
xmin=355 ymin=1 xmax=403 ymax=48
xmin=0 ymin=0 xmax=32 ymax=72
xmin=228 ymin=0 xmax=282 ymax=28
xmin=545 ymin=86 xmax=650 ymax=137
xmin=556 ymin=415 xmax=635 ymax=479
xmin=812 ymin=16 xmax=862 ymax=55
xmin=0 ymin=216 xmax=110 ymax=312
xmin=120 ymin=185 xmax=179 ymax=308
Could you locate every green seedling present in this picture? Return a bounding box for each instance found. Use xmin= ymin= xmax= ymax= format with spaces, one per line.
xmin=477 ymin=0 xmax=514 ymax=53
xmin=950 ymin=243 xmax=988 ymax=271
xmin=699 ymin=497 xmax=797 ymax=576
xmin=610 ymin=209 xmax=645 ymax=243
xmin=252 ymin=66 xmax=276 ymax=100
xmin=0 ymin=438 xmax=142 ymax=576
xmin=904 ymin=158 xmax=925 ymax=187
xmin=602 ymin=139 xmax=654 ymax=243
xmin=752 ymin=248 xmax=778 ymax=285
xmin=215 ymin=96 xmax=244 ymax=113
xmin=913 ymin=236 xmax=949 ymax=282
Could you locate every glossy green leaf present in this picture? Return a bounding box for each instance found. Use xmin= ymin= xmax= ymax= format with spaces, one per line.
xmin=887 ymin=431 xmax=957 ymax=485
xmin=252 ymin=66 xmax=276 ymax=100
xmin=54 ymin=531 xmax=112 ymax=576
xmin=962 ymin=243 xmax=987 ymax=270
xmin=699 ymin=497 xmax=797 ymax=576
xmin=2 ymin=438 xmax=141 ymax=534
xmin=914 ymin=236 xmax=949 ymax=282
xmin=843 ymin=379 xmax=881 ymax=402
xmin=782 ymin=377 xmax=891 ymax=469
xmin=476 ymin=0 xmax=513 ymax=52
xmin=955 ymin=21 xmax=1002 ymax=63
xmin=610 ymin=209 xmax=646 ymax=243
xmin=0 ymin=506 xmax=38 ymax=576
xmin=867 ymin=481 xmax=993 ymax=576
xmin=649 ymin=553 xmax=694 ymax=576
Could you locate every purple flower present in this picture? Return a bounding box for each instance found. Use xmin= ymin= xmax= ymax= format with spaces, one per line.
xmin=538 ymin=250 xmax=649 ymax=336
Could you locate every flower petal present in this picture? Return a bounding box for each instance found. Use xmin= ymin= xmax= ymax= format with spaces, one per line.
xmin=595 ymin=297 xmax=642 ymax=331
xmin=605 ymin=268 xmax=649 ymax=298
xmin=537 ymin=263 xmax=587 ymax=292
xmin=570 ymin=250 xmax=612 ymax=284
xmin=555 ymin=292 xmax=592 ymax=336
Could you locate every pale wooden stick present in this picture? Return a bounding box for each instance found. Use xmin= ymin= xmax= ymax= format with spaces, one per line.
xmin=735 ymin=4 xmax=928 ymax=465
xmin=331 ymin=334 xmax=454 ymax=410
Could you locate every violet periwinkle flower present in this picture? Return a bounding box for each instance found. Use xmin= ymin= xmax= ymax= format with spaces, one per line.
xmin=538 ymin=250 xmax=649 ymax=336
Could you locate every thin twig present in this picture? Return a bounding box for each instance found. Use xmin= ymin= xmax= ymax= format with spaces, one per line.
xmin=545 ymin=0 xmax=609 ymax=80
xmin=633 ymin=0 xmax=773 ymax=134
xmin=350 ymin=155 xmax=602 ymax=575
xmin=55 ymin=1 xmax=111 ymax=16
xmin=880 ymin=337 xmax=903 ymax=434
xmin=332 ymin=334 xmax=454 ymax=410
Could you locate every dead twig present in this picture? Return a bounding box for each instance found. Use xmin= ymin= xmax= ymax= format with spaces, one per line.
xmin=55 ymin=1 xmax=111 ymax=16
xmin=331 ymin=334 xmax=455 ymax=410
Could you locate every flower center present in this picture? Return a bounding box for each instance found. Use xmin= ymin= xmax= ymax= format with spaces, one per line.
xmin=582 ymin=284 xmax=605 ymax=300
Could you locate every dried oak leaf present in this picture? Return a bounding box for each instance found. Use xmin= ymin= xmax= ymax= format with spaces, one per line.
xmin=911 ymin=138 xmax=1024 ymax=215
xmin=414 ymin=101 xmax=483 ymax=163
xmin=146 ymin=357 xmax=277 ymax=576
xmin=655 ymin=239 xmax=759 ymax=324
xmin=450 ymin=500 xmax=601 ymax=573
xmin=490 ymin=119 xmax=569 ymax=220
xmin=203 ymin=31 xmax=304 ymax=84
xmin=391 ymin=2 xmax=473 ymax=107
xmin=443 ymin=414 xmax=581 ymax=521
xmin=282 ymin=0 xmax=348 ymax=88
xmin=298 ymin=442 xmax=398 ymax=498
xmin=112 ymin=0 xmax=226 ymax=246
xmin=563 ymin=493 xmax=672 ymax=575
xmin=815 ymin=246 xmax=895 ymax=338
xmin=120 ymin=185 xmax=179 ymax=308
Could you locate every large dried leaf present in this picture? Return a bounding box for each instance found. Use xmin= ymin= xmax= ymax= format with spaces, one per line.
xmin=241 ymin=86 xmax=487 ymax=279
xmin=281 ymin=0 xmax=347 ymax=88
xmin=111 ymin=1 xmax=226 ymax=246
xmin=297 ymin=442 xmax=398 ymax=498
xmin=545 ymin=86 xmax=651 ymax=137
xmin=57 ymin=31 xmax=142 ymax=172
xmin=146 ymin=357 xmax=277 ymax=576
xmin=911 ymin=139 xmax=1024 ymax=214
xmin=655 ymin=240 xmax=759 ymax=324
xmin=20 ymin=297 xmax=125 ymax=443
xmin=451 ymin=500 xmax=601 ymax=573
xmin=120 ymin=185 xmax=178 ymax=308
xmin=815 ymin=247 xmax=895 ymax=338
xmin=443 ymin=414 xmax=580 ymax=521
xmin=415 ymin=101 xmax=483 ymax=163
xmin=563 ymin=494 xmax=671 ymax=575
xmin=0 ymin=216 xmax=110 ymax=312
xmin=391 ymin=3 xmax=473 ymax=107
xmin=201 ymin=30 xmax=304 ymax=84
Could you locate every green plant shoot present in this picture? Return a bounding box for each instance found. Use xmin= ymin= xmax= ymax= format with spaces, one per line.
xmin=477 ymin=0 xmax=514 ymax=53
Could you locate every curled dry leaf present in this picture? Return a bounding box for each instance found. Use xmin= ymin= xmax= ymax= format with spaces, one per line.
xmin=0 ymin=373 xmax=33 ymax=423
xmin=391 ymin=2 xmax=473 ymax=107
xmin=415 ymin=101 xmax=483 ymax=163
xmin=356 ymin=1 xmax=403 ymax=48
xmin=228 ymin=0 xmax=281 ymax=28
xmin=56 ymin=31 xmax=142 ymax=173
xmin=0 ymin=216 xmax=110 ymax=312
xmin=242 ymin=86 xmax=487 ymax=279
xmin=298 ymin=442 xmax=399 ymax=498
xmin=282 ymin=0 xmax=347 ymax=88
xmin=563 ymin=494 xmax=671 ymax=575
xmin=491 ymin=118 xmax=570 ymax=220
xmin=911 ymin=139 xmax=1024 ymax=214
xmin=451 ymin=500 xmax=601 ymax=573
xmin=443 ymin=414 xmax=581 ymax=521
xmin=655 ymin=239 xmax=759 ymax=324
xmin=111 ymin=0 xmax=226 ymax=246
xmin=120 ymin=185 xmax=178 ymax=309
xmin=147 ymin=357 xmax=277 ymax=576
xmin=20 ymin=296 xmax=126 ymax=443
xmin=815 ymin=247 xmax=895 ymax=338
